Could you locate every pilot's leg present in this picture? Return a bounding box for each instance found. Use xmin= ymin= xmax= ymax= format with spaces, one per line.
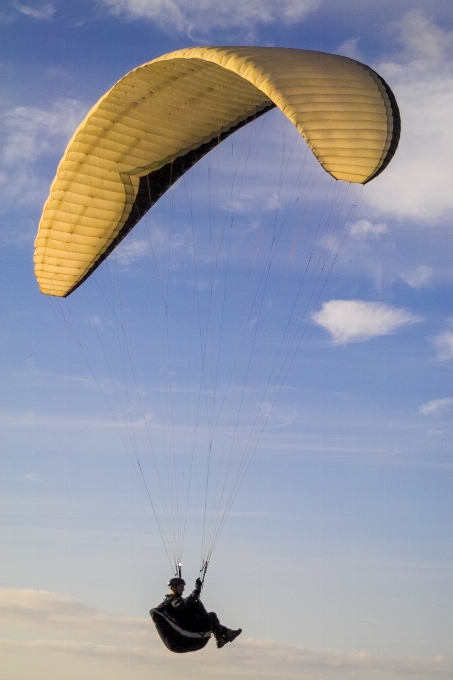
xmin=207 ymin=612 xmax=242 ymax=649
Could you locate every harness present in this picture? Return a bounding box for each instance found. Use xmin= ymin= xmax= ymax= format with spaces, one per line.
xmin=150 ymin=608 xmax=211 ymax=653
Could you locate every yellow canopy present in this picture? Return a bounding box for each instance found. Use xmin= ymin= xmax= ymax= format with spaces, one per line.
xmin=34 ymin=46 xmax=400 ymax=297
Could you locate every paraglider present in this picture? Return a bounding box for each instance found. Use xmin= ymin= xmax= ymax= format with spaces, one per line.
xmin=34 ymin=46 xmax=400 ymax=652
xmin=34 ymin=46 xmax=400 ymax=297
xmin=150 ymin=576 xmax=241 ymax=653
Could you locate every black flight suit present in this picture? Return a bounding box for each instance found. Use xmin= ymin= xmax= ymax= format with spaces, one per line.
xmin=156 ymin=584 xmax=227 ymax=637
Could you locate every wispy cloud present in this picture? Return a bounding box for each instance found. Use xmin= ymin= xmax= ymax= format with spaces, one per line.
xmin=0 ymin=408 xmax=155 ymax=430
xmin=419 ymin=398 xmax=453 ymax=415
xmin=257 ymin=401 xmax=297 ymax=428
xmin=336 ymin=37 xmax=363 ymax=61
xmin=1 ymin=102 xmax=81 ymax=164
xmin=85 ymin=314 xmax=114 ymax=330
xmin=0 ymin=99 xmax=88 ymax=222
xmin=113 ymin=237 xmax=151 ymax=266
xmin=365 ymin=11 xmax=453 ymax=224
xmin=113 ymin=225 xmax=196 ymax=267
xmin=433 ymin=326 xmax=453 ymax=361
xmin=12 ymin=0 xmax=55 ymax=20
xmin=349 ymin=219 xmax=388 ymax=238
xmin=312 ymin=300 xmax=422 ymax=344
xmin=264 ymin=192 xmax=282 ymax=210
xmin=401 ymin=265 xmax=433 ymax=290
xmin=20 ymin=472 xmax=41 ymax=481
xmin=97 ymin=0 xmax=320 ymax=37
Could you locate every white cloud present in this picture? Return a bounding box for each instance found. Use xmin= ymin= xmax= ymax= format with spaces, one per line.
xmin=365 ymin=11 xmax=453 ymax=224
xmin=349 ymin=219 xmax=388 ymax=238
xmin=12 ymin=1 xmax=55 ymax=20
xmin=1 ymin=588 xmax=450 ymax=680
xmin=401 ymin=265 xmax=433 ymax=290
xmin=433 ymin=329 xmax=453 ymax=361
xmin=98 ymin=0 xmax=319 ymax=36
xmin=312 ymin=300 xmax=422 ymax=344
xmin=419 ymin=398 xmax=453 ymax=415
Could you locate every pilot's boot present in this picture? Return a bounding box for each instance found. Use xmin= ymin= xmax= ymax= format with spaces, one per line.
xmin=215 ymin=627 xmax=242 ymax=648
xmin=225 ymin=628 xmax=242 ymax=643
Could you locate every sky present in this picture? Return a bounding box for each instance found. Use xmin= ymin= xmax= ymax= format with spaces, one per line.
xmin=1 ymin=1 xmax=452 ymax=679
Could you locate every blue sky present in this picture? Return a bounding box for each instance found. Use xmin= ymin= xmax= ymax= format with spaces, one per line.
xmin=1 ymin=2 xmax=452 ymax=679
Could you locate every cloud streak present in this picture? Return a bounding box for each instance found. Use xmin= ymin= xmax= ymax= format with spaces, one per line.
xmin=12 ymin=1 xmax=55 ymax=20
xmin=312 ymin=300 xmax=422 ymax=344
xmin=0 ymin=408 xmax=154 ymax=430
xmin=0 ymin=636 xmax=450 ymax=678
xmin=419 ymin=398 xmax=453 ymax=415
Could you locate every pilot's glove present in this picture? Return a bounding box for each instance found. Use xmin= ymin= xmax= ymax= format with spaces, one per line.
xmin=195 ymin=578 xmax=202 ymax=589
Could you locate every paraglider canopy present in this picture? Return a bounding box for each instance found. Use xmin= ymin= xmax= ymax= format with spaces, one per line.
xmin=34 ymin=46 xmax=400 ymax=298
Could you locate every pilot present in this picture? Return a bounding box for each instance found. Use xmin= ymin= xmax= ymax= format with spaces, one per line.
xmin=157 ymin=577 xmax=242 ymax=649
